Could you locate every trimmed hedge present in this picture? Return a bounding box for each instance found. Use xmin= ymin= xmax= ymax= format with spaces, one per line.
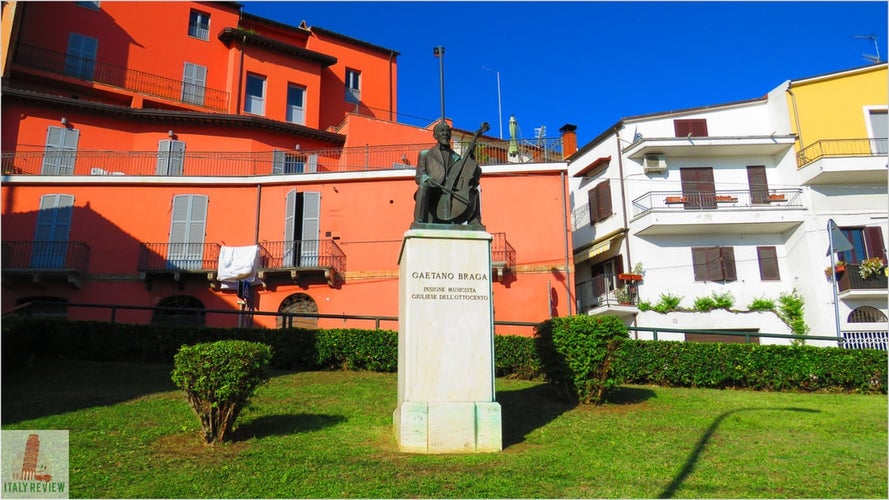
xmin=2 ymin=316 xmax=885 ymax=394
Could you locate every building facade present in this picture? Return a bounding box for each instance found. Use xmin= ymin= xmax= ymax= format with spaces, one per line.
xmin=1 ymin=1 xmax=576 ymax=334
xmin=568 ymin=63 xmax=888 ymax=347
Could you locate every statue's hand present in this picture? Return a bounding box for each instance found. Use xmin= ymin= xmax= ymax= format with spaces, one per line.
xmin=420 ymin=174 xmax=432 ymax=185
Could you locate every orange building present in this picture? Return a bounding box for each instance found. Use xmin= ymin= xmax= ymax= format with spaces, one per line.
xmin=1 ymin=1 xmax=575 ymax=334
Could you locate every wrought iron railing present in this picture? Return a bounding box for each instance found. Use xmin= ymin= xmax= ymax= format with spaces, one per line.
xmin=796 ymin=138 xmax=888 ymax=167
xmin=841 ymin=330 xmax=889 ymax=351
xmin=632 ymin=188 xmax=803 ymax=217
xmin=137 ymin=242 xmax=221 ymax=272
xmin=1 ymin=138 xmax=565 ymax=177
xmin=576 ymin=273 xmax=639 ymax=312
xmin=258 ymin=240 xmax=346 ymax=277
xmin=1 ymin=240 xmax=90 ymax=273
xmin=837 ymin=263 xmax=888 ymax=293
xmin=490 ymin=232 xmax=516 ymax=270
xmin=13 ymin=43 xmax=229 ymax=111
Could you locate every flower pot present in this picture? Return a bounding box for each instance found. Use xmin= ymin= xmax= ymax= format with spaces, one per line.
xmin=618 ymin=273 xmax=643 ymax=281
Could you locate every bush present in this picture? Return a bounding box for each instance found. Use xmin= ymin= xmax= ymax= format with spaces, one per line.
xmin=171 ymin=340 xmax=272 ymax=444
xmin=693 ymin=296 xmax=717 ymax=312
xmin=652 ymin=293 xmax=683 ymax=313
xmin=748 ymin=297 xmax=775 ymax=311
xmin=694 ymin=291 xmax=734 ymax=311
xmin=778 ymin=289 xmax=810 ymax=343
xmin=535 ymin=315 xmax=629 ymax=405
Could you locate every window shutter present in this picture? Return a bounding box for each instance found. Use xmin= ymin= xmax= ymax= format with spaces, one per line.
xmin=168 ymin=195 xmax=207 ymax=268
xmin=60 ymin=128 xmax=79 ymax=175
xmin=272 ymin=150 xmax=285 ymax=174
xmin=42 ymin=126 xmax=78 ymax=175
xmin=307 ymin=154 xmax=318 ymax=173
xmin=680 ymin=167 xmax=715 ymax=209
xmin=757 ymin=246 xmax=780 ymax=280
xmin=692 ymin=247 xmax=709 ymax=281
xmin=300 ymin=192 xmax=321 ymax=266
xmin=747 ymin=165 xmax=769 ymax=204
xmin=587 ymin=187 xmax=598 ymax=226
xmin=35 ymin=194 xmax=74 ymax=242
xmin=283 ymin=189 xmax=297 ymax=266
xmin=674 ymin=119 xmax=708 ymax=137
xmin=597 ymin=180 xmax=612 ymax=222
xmin=864 ymin=226 xmax=887 ymax=262
xmin=157 ymin=140 xmax=185 ymax=175
xmin=720 ymin=247 xmax=737 ymax=281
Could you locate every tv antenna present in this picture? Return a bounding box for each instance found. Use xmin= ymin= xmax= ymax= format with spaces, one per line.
xmin=852 ymin=34 xmax=882 ymax=63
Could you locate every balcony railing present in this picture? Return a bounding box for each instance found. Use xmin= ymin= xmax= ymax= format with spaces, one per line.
xmin=576 ymin=273 xmax=639 ymax=312
xmin=258 ymin=240 xmax=346 ymax=279
xmin=837 ymin=263 xmax=888 ymax=293
xmin=632 ymin=188 xmax=803 ymax=217
xmin=796 ymin=138 xmax=888 ymax=167
xmin=490 ymin=232 xmax=516 ymax=270
xmin=137 ymin=242 xmax=222 ymax=273
xmin=1 ymin=139 xmax=565 ymax=177
xmin=13 ymin=43 xmax=229 ymax=112
xmin=1 ymin=240 xmax=90 ymax=273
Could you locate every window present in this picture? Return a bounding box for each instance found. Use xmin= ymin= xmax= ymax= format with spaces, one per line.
xmin=65 ymin=33 xmax=97 ymax=79
xmin=33 ymin=194 xmax=74 ymax=268
xmin=277 ymin=293 xmax=319 ymax=329
xmin=286 ymin=84 xmax=306 ymax=124
xmin=152 ymin=295 xmax=206 ymax=327
xmin=273 ymin=151 xmax=304 ymax=174
xmin=157 ymin=140 xmax=185 ymax=175
xmin=16 ymin=297 xmax=69 ymax=318
xmin=245 ymin=74 xmax=266 ymax=115
xmin=587 ymin=180 xmax=612 ymax=224
xmin=75 ymin=1 xmax=100 ymax=10
xmin=674 ymin=119 xmax=708 ymax=138
xmin=182 ymin=62 xmax=207 ymax=105
xmin=42 ymin=126 xmax=79 ymax=175
xmin=345 ymin=69 xmax=360 ymax=103
xmin=836 ymin=226 xmax=887 ymax=264
xmin=746 ymin=165 xmax=770 ymax=204
xmin=756 ymin=246 xmax=780 ymax=280
xmin=692 ymin=246 xmax=736 ymax=282
xmin=284 ymin=190 xmax=320 ymax=267
xmin=848 ymin=306 xmax=888 ymax=323
xmin=868 ymin=109 xmax=888 ymax=154
xmin=680 ymin=167 xmax=715 ymax=209
xmin=168 ymin=195 xmax=208 ymax=270
xmin=188 ymin=9 xmax=210 ymax=41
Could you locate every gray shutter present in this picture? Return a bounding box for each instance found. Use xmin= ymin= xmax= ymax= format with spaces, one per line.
xmin=42 ymin=127 xmax=78 ymax=175
xmin=168 ymin=195 xmax=207 ymax=269
xmin=300 ymin=192 xmax=321 ymax=266
xmin=283 ymin=189 xmax=296 ymax=266
xmin=272 ymin=150 xmax=285 ymax=174
xmin=182 ymin=62 xmax=207 ymax=105
xmin=307 ymin=154 xmax=318 ymax=173
xmin=157 ymin=140 xmax=185 ymax=175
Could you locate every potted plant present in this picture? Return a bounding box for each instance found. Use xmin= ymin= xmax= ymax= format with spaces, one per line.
xmin=825 ymin=261 xmax=845 ymax=277
xmin=858 ymin=257 xmax=886 ymax=280
xmin=613 ymin=286 xmax=632 ymax=305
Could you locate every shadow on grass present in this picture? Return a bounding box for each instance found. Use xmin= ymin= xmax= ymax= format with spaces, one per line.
xmin=497 ymin=383 xmax=657 ymax=448
xmin=658 ymin=406 xmax=821 ymax=499
xmin=1 ymin=359 xmax=176 ymax=425
xmin=231 ymin=413 xmax=346 ymax=442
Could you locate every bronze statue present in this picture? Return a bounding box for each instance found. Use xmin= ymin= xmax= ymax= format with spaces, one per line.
xmin=412 ymin=121 xmax=488 ymax=229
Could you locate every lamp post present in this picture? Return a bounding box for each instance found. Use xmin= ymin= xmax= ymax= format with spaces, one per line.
xmin=433 ymin=46 xmax=445 ymax=122
xmin=482 ymin=66 xmax=503 ymax=139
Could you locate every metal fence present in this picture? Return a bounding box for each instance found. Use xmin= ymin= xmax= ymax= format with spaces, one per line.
xmin=631 ymin=188 xmax=804 ymax=217
xmin=2 ymin=240 xmax=91 ymax=272
xmin=796 ymin=138 xmax=889 ymax=167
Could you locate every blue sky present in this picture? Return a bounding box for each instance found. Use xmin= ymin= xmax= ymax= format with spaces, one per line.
xmin=242 ymin=1 xmax=888 ymax=143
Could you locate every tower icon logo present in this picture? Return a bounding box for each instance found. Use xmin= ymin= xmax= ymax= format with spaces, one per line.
xmin=2 ymin=430 xmax=68 ymax=499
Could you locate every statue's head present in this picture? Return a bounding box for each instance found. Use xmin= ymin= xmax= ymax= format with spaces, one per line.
xmin=432 ymin=121 xmax=452 ymax=143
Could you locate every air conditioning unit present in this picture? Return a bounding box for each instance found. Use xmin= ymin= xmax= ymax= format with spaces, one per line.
xmin=643 ymin=153 xmax=667 ymax=173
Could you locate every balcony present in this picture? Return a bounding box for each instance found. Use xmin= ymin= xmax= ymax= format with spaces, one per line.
xmin=137 ymin=242 xmax=221 ymax=289
xmin=490 ymin=232 xmax=516 ymax=282
xmin=12 ymin=43 xmax=229 ymax=112
xmin=1 ymin=139 xmax=566 ymax=178
xmin=1 ymin=240 xmax=90 ymax=288
xmin=630 ymin=188 xmax=805 ymax=236
xmin=623 ymin=134 xmax=796 ymax=160
xmin=257 ymin=240 xmax=345 ymax=287
xmin=796 ymin=138 xmax=888 ymax=185
xmin=837 ymin=263 xmax=888 ymax=299
xmin=576 ymin=273 xmax=639 ymax=319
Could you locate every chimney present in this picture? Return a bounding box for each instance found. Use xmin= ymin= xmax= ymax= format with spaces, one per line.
xmin=559 ymin=124 xmax=578 ymax=159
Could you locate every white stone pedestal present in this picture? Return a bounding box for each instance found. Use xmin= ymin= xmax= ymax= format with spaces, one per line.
xmin=393 ymin=228 xmax=502 ymax=453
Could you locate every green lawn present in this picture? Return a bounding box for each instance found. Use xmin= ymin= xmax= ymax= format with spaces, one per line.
xmin=2 ymin=360 xmax=886 ymax=498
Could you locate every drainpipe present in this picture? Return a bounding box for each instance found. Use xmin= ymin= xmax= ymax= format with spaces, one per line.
xmin=236 ymin=33 xmax=246 ymax=114
xmin=560 ymin=170 xmax=574 ymax=316
xmin=787 ymin=85 xmax=803 ymax=153
xmin=254 ymin=184 xmax=262 ymax=244
xmin=614 ymin=131 xmax=631 ymax=269
xmin=388 ymin=51 xmax=395 ymax=121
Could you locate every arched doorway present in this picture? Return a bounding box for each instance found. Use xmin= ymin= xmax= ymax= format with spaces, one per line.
xmin=278 ymin=293 xmax=318 ymax=329
xmin=848 ymin=306 xmax=888 ymax=323
xmin=151 ymin=295 xmax=206 ymax=327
